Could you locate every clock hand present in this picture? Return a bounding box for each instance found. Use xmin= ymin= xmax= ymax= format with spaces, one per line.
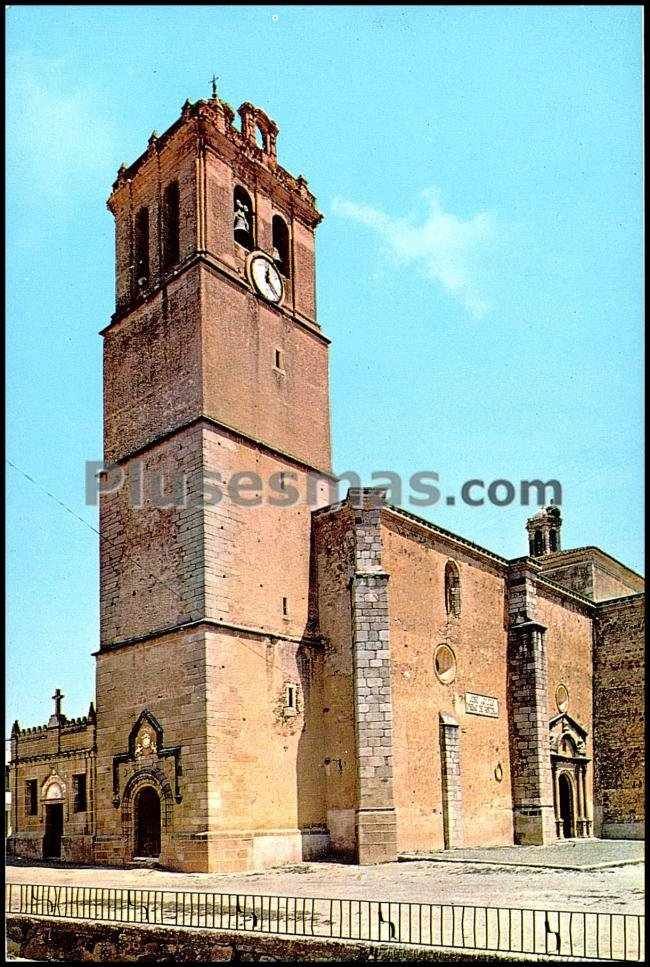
xmin=264 ymin=262 xmax=280 ymax=297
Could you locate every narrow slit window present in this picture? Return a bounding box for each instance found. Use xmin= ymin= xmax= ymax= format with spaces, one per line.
xmin=73 ymin=773 xmax=87 ymax=813
xmin=134 ymin=206 xmax=150 ymax=285
xmin=25 ymin=779 xmax=38 ymax=816
xmin=284 ymin=683 xmax=298 ymax=714
xmin=275 ymin=348 xmax=283 ymax=370
xmin=282 ymin=596 xmax=288 ymax=616
xmin=444 ymin=560 xmax=461 ymax=618
xmin=162 ymin=180 xmax=180 ymax=269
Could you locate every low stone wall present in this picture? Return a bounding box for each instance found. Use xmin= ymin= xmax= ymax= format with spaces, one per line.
xmin=6 ymin=915 xmax=513 ymax=962
xmin=7 ymin=833 xmax=43 ymax=861
xmin=8 ymin=831 xmax=95 ymax=865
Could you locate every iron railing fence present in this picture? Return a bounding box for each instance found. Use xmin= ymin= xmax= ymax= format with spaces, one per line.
xmin=5 ymin=883 xmax=645 ymax=962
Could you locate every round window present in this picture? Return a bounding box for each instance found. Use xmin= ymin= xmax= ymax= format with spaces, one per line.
xmin=434 ymin=644 xmax=457 ymax=685
xmin=555 ymin=684 xmax=569 ymax=713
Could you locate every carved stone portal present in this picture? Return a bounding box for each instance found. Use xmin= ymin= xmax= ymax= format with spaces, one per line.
xmin=550 ymin=712 xmax=592 ymax=839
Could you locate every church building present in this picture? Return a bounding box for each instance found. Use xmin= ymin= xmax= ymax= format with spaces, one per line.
xmin=8 ymin=91 xmax=644 ymax=872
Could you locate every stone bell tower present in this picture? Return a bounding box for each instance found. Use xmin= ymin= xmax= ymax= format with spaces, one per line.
xmin=94 ymin=89 xmax=333 ymax=872
xmin=526 ymin=504 xmax=562 ymax=557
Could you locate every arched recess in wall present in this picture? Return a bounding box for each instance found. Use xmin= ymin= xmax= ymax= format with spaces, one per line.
xmin=233 ymin=185 xmax=254 ymax=250
xmin=444 ymin=560 xmax=461 ymax=618
xmin=272 ymin=214 xmax=290 ymax=277
xmin=121 ymin=768 xmax=174 ymax=850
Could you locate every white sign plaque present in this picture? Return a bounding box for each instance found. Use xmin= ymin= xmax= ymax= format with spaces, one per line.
xmin=465 ymin=692 xmax=499 ymax=718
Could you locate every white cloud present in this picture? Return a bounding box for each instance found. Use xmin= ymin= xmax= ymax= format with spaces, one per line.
xmin=332 ymin=188 xmax=496 ymax=318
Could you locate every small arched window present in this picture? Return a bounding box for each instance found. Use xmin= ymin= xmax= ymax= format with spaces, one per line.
xmin=134 ymin=206 xmax=150 ymax=285
xmin=549 ymin=528 xmax=558 ymax=552
xmin=444 ymin=560 xmax=461 ymax=618
xmin=162 ymin=180 xmax=180 ymax=269
xmin=533 ymin=530 xmax=544 ymax=556
xmin=272 ymin=214 xmax=290 ymax=277
xmin=233 ymin=185 xmax=254 ymax=250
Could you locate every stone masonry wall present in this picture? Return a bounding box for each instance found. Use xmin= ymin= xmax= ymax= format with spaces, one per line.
xmin=348 ymin=489 xmax=398 ymax=864
xmin=439 ymin=714 xmax=463 ymax=848
xmin=94 ymin=626 xmax=212 ymax=872
xmin=7 ymin=916 xmax=491 ymax=963
xmin=537 ymin=585 xmax=595 ymax=829
xmin=312 ymin=503 xmax=358 ymax=860
xmin=8 ymin=714 xmax=96 ymax=864
xmin=506 ymin=561 xmax=555 ymax=845
xmin=593 ymin=594 xmax=645 ymax=838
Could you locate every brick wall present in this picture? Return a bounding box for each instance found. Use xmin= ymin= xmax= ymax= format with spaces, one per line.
xmin=538 ymin=585 xmax=594 ymax=824
xmin=381 ymin=511 xmax=513 ymax=853
xmin=593 ymin=595 xmax=645 ymax=838
xmin=312 ymin=502 xmax=358 ymax=859
xmin=201 ymin=268 xmax=331 ymax=474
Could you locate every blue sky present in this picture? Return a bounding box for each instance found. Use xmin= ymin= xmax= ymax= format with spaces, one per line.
xmin=6 ymin=6 xmax=643 ymax=727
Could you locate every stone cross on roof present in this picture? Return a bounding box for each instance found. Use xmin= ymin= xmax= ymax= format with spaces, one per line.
xmin=48 ymin=688 xmax=65 ymax=727
xmin=52 ymin=688 xmax=64 ymax=716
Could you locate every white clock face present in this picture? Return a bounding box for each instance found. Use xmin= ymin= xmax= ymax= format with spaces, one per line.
xmin=248 ymin=253 xmax=284 ymax=304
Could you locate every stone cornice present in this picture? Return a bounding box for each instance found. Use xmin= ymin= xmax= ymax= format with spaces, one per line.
xmin=381 ymin=505 xmax=509 ymax=573
xmin=96 ymin=617 xmax=323 ymax=655
xmin=535 ymin=546 xmax=644 ymax=588
xmin=595 ymin=591 xmax=645 ymax=613
xmin=534 ymin=575 xmax=596 ymax=614
xmin=9 ymin=746 xmax=96 ymax=765
xmin=103 ymin=412 xmax=336 ymax=483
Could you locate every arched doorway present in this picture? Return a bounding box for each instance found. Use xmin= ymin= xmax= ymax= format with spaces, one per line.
xmin=550 ymin=710 xmax=592 ymax=839
xmin=134 ymin=786 xmax=161 ymax=858
xmin=558 ymin=773 xmax=575 ymax=839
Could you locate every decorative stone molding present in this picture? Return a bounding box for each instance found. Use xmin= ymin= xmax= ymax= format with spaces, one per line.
xmin=41 ymin=774 xmax=66 ymax=802
xmin=111 ymin=710 xmax=182 ymax=807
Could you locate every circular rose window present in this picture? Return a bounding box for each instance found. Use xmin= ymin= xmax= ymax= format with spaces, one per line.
xmin=555 ymin=684 xmax=569 ymax=713
xmin=434 ymin=644 xmax=457 ymax=685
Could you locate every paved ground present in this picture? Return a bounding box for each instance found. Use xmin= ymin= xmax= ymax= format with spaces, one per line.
xmin=401 ymin=839 xmax=644 ymax=870
xmin=6 ymin=841 xmax=644 ymax=916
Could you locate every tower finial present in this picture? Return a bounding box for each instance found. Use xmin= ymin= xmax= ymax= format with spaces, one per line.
xmin=211 ymin=74 xmax=219 ymax=100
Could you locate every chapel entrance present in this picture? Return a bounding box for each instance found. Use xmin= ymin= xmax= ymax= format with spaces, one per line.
xmin=550 ymin=712 xmax=592 ymax=838
xmin=558 ymin=773 xmax=575 ymax=839
xmin=134 ymin=786 xmax=161 ymax=858
xmin=43 ymin=803 xmax=64 ymax=859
